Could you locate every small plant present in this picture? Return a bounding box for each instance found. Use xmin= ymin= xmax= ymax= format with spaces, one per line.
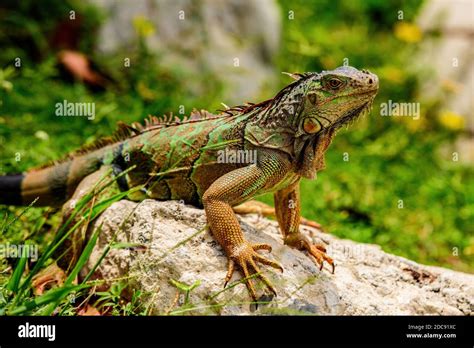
xmin=170 ymin=278 xmax=201 ymax=306
xmin=0 ymin=170 xmax=144 ymax=315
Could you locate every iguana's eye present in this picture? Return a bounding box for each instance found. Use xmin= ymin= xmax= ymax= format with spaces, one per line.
xmin=326 ymin=78 xmax=344 ymax=90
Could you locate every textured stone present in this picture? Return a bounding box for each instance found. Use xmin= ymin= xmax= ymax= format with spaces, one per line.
xmin=81 ymin=200 xmax=474 ymax=315
xmin=94 ymin=0 xmax=281 ymax=104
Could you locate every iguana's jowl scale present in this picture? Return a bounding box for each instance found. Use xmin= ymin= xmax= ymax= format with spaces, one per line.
xmin=0 ymin=66 xmax=379 ymax=300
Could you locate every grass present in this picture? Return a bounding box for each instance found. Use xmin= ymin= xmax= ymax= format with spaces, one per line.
xmin=0 ymin=169 xmax=146 ymax=315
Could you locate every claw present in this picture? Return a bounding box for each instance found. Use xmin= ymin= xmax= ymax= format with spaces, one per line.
xmin=307 ymin=243 xmax=334 ymax=273
xmin=315 ymin=244 xmax=326 ymax=252
xmin=249 ymin=258 xmax=277 ymax=296
xmin=224 ymin=259 xmax=235 ymax=288
xmin=254 ymin=253 xmax=283 ymax=273
xmin=285 ymin=233 xmax=335 ymax=274
xmin=240 ymin=261 xmax=258 ymax=301
xmin=224 ymin=242 xmax=282 ymax=300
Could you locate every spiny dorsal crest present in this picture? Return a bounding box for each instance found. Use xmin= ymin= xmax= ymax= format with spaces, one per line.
xmin=31 ymin=109 xmax=225 ymax=170
xmin=259 ymin=71 xmax=318 ymax=127
xmin=73 ymin=109 xmax=224 ymax=156
xmin=282 ymin=72 xmax=314 ymax=81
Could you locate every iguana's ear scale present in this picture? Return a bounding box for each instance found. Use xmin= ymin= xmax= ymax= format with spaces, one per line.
xmin=308 ymin=92 xmax=318 ymax=105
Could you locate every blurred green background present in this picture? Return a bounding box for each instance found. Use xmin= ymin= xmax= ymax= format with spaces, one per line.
xmin=0 ymin=0 xmax=472 ymax=274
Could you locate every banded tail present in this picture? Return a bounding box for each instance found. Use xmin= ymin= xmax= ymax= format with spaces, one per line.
xmin=0 ymin=152 xmax=106 ymax=207
xmin=0 ymin=173 xmax=25 ymax=206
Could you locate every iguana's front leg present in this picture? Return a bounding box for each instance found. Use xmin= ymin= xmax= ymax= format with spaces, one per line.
xmin=274 ymin=181 xmax=335 ymax=273
xmin=202 ymin=152 xmax=289 ymax=300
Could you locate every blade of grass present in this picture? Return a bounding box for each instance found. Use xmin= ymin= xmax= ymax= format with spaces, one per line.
xmin=18 ymin=182 xmax=140 ymax=294
xmin=1 ymin=198 xmax=38 ymax=234
xmin=207 ymin=272 xmax=260 ymax=301
xmin=7 ymin=284 xmax=91 ymax=315
xmin=6 ymin=241 xmax=30 ymax=293
xmin=40 ymin=225 xmax=103 ymax=316
xmin=84 ymin=186 xmax=143 ymax=221
xmin=64 ymin=224 xmax=102 ymax=286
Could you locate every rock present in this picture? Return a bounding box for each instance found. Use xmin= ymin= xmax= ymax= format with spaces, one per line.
xmin=417 ymin=0 xmax=473 ymax=135
xmin=80 ymin=200 xmax=474 ymax=315
xmin=94 ymin=0 xmax=281 ymax=104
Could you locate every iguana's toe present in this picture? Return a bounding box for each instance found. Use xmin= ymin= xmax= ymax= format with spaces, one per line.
xmin=284 ymin=233 xmax=335 ymax=273
xmin=306 ymin=242 xmax=335 ymax=273
xmin=224 ymin=242 xmax=282 ymax=301
xmin=300 ymin=216 xmax=324 ymax=230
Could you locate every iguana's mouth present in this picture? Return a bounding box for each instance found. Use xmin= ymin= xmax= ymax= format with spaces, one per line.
xmin=344 ymin=88 xmax=379 ymax=98
xmin=331 ymin=101 xmax=373 ymax=130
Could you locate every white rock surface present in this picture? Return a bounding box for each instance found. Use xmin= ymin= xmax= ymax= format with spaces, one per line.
xmin=81 ymin=200 xmax=474 ymax=315
xmin=94 ymin=0 xmax=281 ymax=104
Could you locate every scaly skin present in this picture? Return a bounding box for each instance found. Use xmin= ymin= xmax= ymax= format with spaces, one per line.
xmin=0 ymin=66 xmax=379 ymax=300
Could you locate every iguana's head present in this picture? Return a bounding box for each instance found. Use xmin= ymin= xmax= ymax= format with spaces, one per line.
xmin=245 ymin=66 xmax=378 ymax=178
xmin=295 ymin=66 xmax=378 ymax=135
xmin=292 ymin=66 xmax=378 ymax=177
xmin=244 ymin=66 xmax=378 ymax=178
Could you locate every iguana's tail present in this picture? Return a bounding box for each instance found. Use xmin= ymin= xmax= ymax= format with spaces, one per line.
xmin=0 ymin=155 xmax=103 ymax=207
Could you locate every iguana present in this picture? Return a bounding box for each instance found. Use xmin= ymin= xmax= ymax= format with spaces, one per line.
xmin=0 ymin=66 xmax=378 ymax=300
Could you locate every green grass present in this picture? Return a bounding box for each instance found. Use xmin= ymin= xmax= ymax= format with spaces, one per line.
xmin=268 ymin=0 xmax=473 ymax=272
xmin=0 ymin=168 xmax=148 ymax=315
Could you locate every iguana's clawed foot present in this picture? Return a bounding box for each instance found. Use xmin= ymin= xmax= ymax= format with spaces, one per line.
xmin=224 ymin=242 xmax=283 ymax=301
xmin=305 ymin=242 xmax=335 ymax=273
xmin=284 ymin=233 xmax=335 ymax=274
xmin=300 ymin=217 xmax=323 ymax=230
xmin=233 ymin=200 xmax=324 ymax=230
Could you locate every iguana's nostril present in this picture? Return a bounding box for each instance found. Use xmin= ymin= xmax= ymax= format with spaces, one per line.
xmin=368 ymin=78 xmax=373 ymax=84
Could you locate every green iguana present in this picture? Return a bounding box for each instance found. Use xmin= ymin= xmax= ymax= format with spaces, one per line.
xmin=0 ymin=66 xmax=379 ymax=300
